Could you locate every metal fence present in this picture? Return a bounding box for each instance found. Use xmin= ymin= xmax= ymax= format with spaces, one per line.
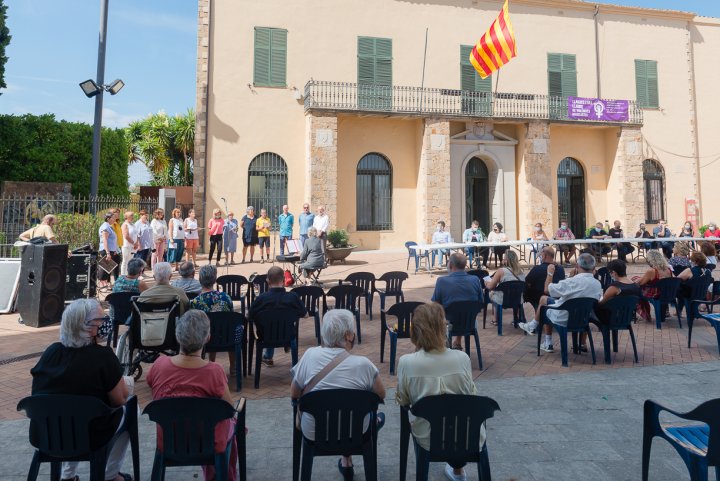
xmin=304 ymin=80 xmax=644 ymax=126
xmin=0 ymin=194 xmax=160 ymax=251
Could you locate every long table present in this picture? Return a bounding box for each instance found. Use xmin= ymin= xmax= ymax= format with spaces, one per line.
xmin=408 ymin=237 xmax=718 ymax=273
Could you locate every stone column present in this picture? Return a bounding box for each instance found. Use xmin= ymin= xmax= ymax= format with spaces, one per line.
xmin=417 ymin=118 xmax=451 ymax=243
xmin=616 ymin=127 xmax=645 ymax=231
xmin=522 ymin=121 xmax=553 ymax=232
xmin=193 ymin=0 xmax=211 ymax=248
xmin=305 ymin=113 xmax=338 ymax=228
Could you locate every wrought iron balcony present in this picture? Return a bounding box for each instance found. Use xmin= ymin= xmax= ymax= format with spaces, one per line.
xmin=303 ymin=80 xmax=643 ymax=126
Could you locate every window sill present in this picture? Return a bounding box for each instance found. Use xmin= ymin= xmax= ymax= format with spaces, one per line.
xmin=253 ymin=84 xmax=288 ymax=89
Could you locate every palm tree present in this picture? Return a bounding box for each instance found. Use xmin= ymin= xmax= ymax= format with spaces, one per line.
xmin=171 ymin=108 xmax=195 ymax=185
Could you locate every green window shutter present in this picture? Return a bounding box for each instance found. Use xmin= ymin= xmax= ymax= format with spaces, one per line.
xmin=646 ymin=60 xmax=659 ymax=108
xmin=635 ymin=60 xmax=648 ymax=107
xmin=561 ymin=54 xmax=577 ymax=97
xmin=461 ymin=45 xmax=491 ymax=92
xmin=254 ymin=28 xmax=271 ymax=86
xmin=358 ymin=37 xmax=376 ymax=85
xmin=269 ymin=29 xmax=287 ymax=87
xmin=375 ymin=38 xmax=392 ymax=87
xmin=548 ymin=53 xmax=563 ymax=97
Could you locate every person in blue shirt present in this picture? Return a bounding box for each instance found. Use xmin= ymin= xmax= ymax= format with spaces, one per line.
xmin=278 ymin=204 xmax=295 ymax=255
xmin=652 ymin=219 xmax=674 ymax=259
xmin=298 ymin=203 xmax=315 ymax=247
xmin=431 ymin=252 xmax=483 ymax=349
xmin=431 ymin=220 xmax=452 ymax=268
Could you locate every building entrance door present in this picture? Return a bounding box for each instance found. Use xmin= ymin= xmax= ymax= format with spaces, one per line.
xmin=557 ymin=157 xmax=586 ymax=237
xmin=465 ymin=157 xmax=490 ymax=234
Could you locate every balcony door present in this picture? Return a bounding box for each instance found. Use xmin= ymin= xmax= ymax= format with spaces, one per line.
xmin=358 ymin=36 xmax=392 ymax=110
xmin=557 ymin=157 xmax=585 ymax=237
xmin=460 ymin=45 xmax=493 ymax=116
xmin=465 ymin=157 xmax=490 ymax=233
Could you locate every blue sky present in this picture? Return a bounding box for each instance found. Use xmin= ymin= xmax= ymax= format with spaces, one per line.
xmin=0 ymin=0 xmax=718 ymax=183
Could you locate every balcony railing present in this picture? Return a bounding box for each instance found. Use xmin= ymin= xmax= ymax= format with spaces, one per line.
xmin=304 ymin=80 xmax=643 ymax=126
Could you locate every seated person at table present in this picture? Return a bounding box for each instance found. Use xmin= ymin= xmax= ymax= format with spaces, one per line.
xmin=678 ymin=221 xmax=695 ymax=238
xmin=593 ymin=260 xmax=641 ymax=324
xmin=635 ymin=223 xmax=654 ymax=251
xmin=396 ymin=302 xmax=477 ymax=481
xmin=431 ymin=253 xmax=483 ymax=350
xmin=553 ymin=221 xmax=576 ymax=265
xmin=138 ymin=261 xmax=190 ymax=315
xmin=608 ymin=220 xmax=634 ymax=263
xmin=676 ymin=251 xmax=712 ymax=301
xmin=524 ymin=247 xmax=566 ymax=307
xmin=291 ymin=310 xmax=385 ymax=480
xmin=31 ymin=299 xmax=132 ymax=481
xmin=171 ymin=261 xmax=202 ymax=295
xmin=462 ymin=220 xmax=486 ymax=267
xmin=519 ymin=253 xmax=602 ymax=353
xmin=297 ymin=227 xmax=325 ymax=283
xmin=250 ymin=266 xmax=306 ymax=367
xmin=652 ymin=219 xmax=674 ymax=259
xmin=147 ymin=309 xmax=238 ymax=481
xmin=586 ymin=222 xmax=612 ymax=260
xmin=488 ymin=222 xmax=510 ymax=264
xmin=633 ymin=250 xmax=673 ymax=322
xmin=484 ymin=250 xmax=525 ymax=326
xmin=431 ymin=220 xmax=452 ymax=268
xmin=701 ymin=242 xmax=718 ymax=267
xmin=112 ymin=258 xmax=148 ymax=293
xmin=668 ymin=242 xmax=691 ymax=270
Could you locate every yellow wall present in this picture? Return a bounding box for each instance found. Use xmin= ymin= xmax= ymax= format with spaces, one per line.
xmin=336 ymin=116 xmax=421 ymax=250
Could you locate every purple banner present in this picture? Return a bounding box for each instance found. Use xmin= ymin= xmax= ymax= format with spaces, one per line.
xmin=567 ymin=97 xmax=629 ymax=122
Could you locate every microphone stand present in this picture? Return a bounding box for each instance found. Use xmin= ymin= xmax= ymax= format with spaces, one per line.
xmin=221 ymin=197 xmax=230 ymax=275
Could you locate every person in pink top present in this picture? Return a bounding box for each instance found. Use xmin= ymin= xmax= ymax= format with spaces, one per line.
xmin=207 ymin=208 xmax=225 ymax=266
xmin=553 ymin=220 xmax=576 ymax=266
xmin=704 ymin=221 xmax=720 ymax=250
xmin=147 ymin=309 xmax=238 ymax=481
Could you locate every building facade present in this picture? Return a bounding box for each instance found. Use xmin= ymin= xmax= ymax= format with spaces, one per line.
xmin=194 ymin=0 xmax=720 ymax=249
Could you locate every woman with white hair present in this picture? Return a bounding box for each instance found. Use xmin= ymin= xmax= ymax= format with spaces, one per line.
xmin=223 ymin=211 xmax=239 ymax=265
xmin=297 ymin=226 xmax=325 ymax=284
xmin=147 ymin=309 xmax=238 ymax=481
xmin=290 ymin=310 xmax=385 ymax=479
xmin=31 ymin=298 xmax=132 ymax=481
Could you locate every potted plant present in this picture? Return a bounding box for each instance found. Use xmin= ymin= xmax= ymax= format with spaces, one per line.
xmin=325 ymin=229 xmax=356 ymax=264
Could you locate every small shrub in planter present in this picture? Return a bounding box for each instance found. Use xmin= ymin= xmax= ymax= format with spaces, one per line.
xmin=699 ymin=224 xmax=709 ymax=236
xmin=327 ymin=229 xmax=350 ymax=248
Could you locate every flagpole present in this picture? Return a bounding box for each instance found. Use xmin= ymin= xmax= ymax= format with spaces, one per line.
xmin=418 ymin=28 xmax=429 ymax=112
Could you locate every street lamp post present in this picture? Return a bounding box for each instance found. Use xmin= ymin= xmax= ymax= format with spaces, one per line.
xmin=90 ymin=0 xmax=109 ymax=202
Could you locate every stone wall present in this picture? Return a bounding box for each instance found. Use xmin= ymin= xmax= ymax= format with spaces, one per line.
xmin=417 ymin=119 xmax=451 ymax=242
xmin=193 ymin=0 xmax=211 ymax=248
xmin=616 ymin=127 xmax=646 ymax=231
xmin=305 ymin=113 xmax=338 ymax=229
xmin=522 ymin=121 xmax=553 ymax=231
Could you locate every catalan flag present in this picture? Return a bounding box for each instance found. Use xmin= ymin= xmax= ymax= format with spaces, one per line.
xmin=470 ymin=0 xmax=517 ymax=79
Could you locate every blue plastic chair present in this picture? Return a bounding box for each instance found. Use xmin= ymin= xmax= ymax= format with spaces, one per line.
xmin=144 ymin=397 xmax=240 ymax=481
xmin=682 ymin=275 xmax=714 ymax=347
xmin=380 ymin=301 xmax=423 ymax=375
xmin=645 ymin=277 xmax=682 ymax=330
xmin=594 ymin=267 xmax=613 ymax=291
xmin=642 ymin=398 xmax=720 ymax=481
xmin=592 ymin=295 xmax=640 ymax=364
xmin=17 ymin=394 xmax=140 ymax=481
xmin=699 ymin=308 xmax=720 ymax=355
xmin=445 ymin=301 xmax=484 ymax=370
xmin=483 ymin=280 xmax=526 ymax=336
xmin=400 ymin=395 xmax=500 ymax=481
xmin=374 ymin=271 xmax=408 ymax=312
xmin=538 ymin=297 xmax=598 ymax=367
xmin=291 ymin=285 xmax=326 ymax=346
xmin=405 ymin=241 xmax=430 ymax=274
xmin=292 ymin=389 xmax=384 ymax=481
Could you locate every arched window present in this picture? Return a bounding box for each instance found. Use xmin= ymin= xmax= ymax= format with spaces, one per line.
xmin=557 ymin=157 xmax=586 ymax=238
xmin=356 ymin=153 xmax=392 ymax=231
xmin=643 ymin=159 xmax=665 ymax=223
xmin=247 ymin=153 xmax=288 ymax=226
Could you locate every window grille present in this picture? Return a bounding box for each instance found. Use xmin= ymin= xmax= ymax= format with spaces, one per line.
xmin=643 ymin=159 xmax=665 ymax=223
xmin=356 ymin=153 xmax=392 ymax=231
xmin=247 ymin=152 xmax=288 ymax=230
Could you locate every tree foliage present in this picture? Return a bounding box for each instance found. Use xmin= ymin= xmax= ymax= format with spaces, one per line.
xmin=0 ymin=114 xmax=129 ymax=196
xmin=126 ymin=109 xmax=195 ymax=186
xmin=0 ymin=0 xmax=11 ymax=92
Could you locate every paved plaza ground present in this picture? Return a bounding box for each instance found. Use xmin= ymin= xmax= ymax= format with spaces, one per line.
xmin=1 ymin=249 xmax=719 ymax=480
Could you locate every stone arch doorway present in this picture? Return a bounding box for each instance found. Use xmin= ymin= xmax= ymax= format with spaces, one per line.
xmin=557 ymin=157 xmax=586 ymax=237
xmin=464 ymin=157 xmax=491 ymax=234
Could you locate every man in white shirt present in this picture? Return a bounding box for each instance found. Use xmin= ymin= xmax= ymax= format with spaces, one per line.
xmin=519 ymin=253 xmax=602 ymax=353
xmin=431 ymin=220 xmax=452 ymax=268
xmin=312 ymin=205 xmax=330 ymax=252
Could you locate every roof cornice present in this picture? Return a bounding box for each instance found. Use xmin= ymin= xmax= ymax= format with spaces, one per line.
xmin=506 ymin=0 xmax=696 ymax=21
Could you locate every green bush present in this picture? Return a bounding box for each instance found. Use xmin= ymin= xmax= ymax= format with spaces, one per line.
xmin=327 ymin=229 xmax=350 ymax=248
xmin=699 ymin=224 xmax=709 ymax=236
xmin=53 ymin=213 xmax=103 ymax=251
